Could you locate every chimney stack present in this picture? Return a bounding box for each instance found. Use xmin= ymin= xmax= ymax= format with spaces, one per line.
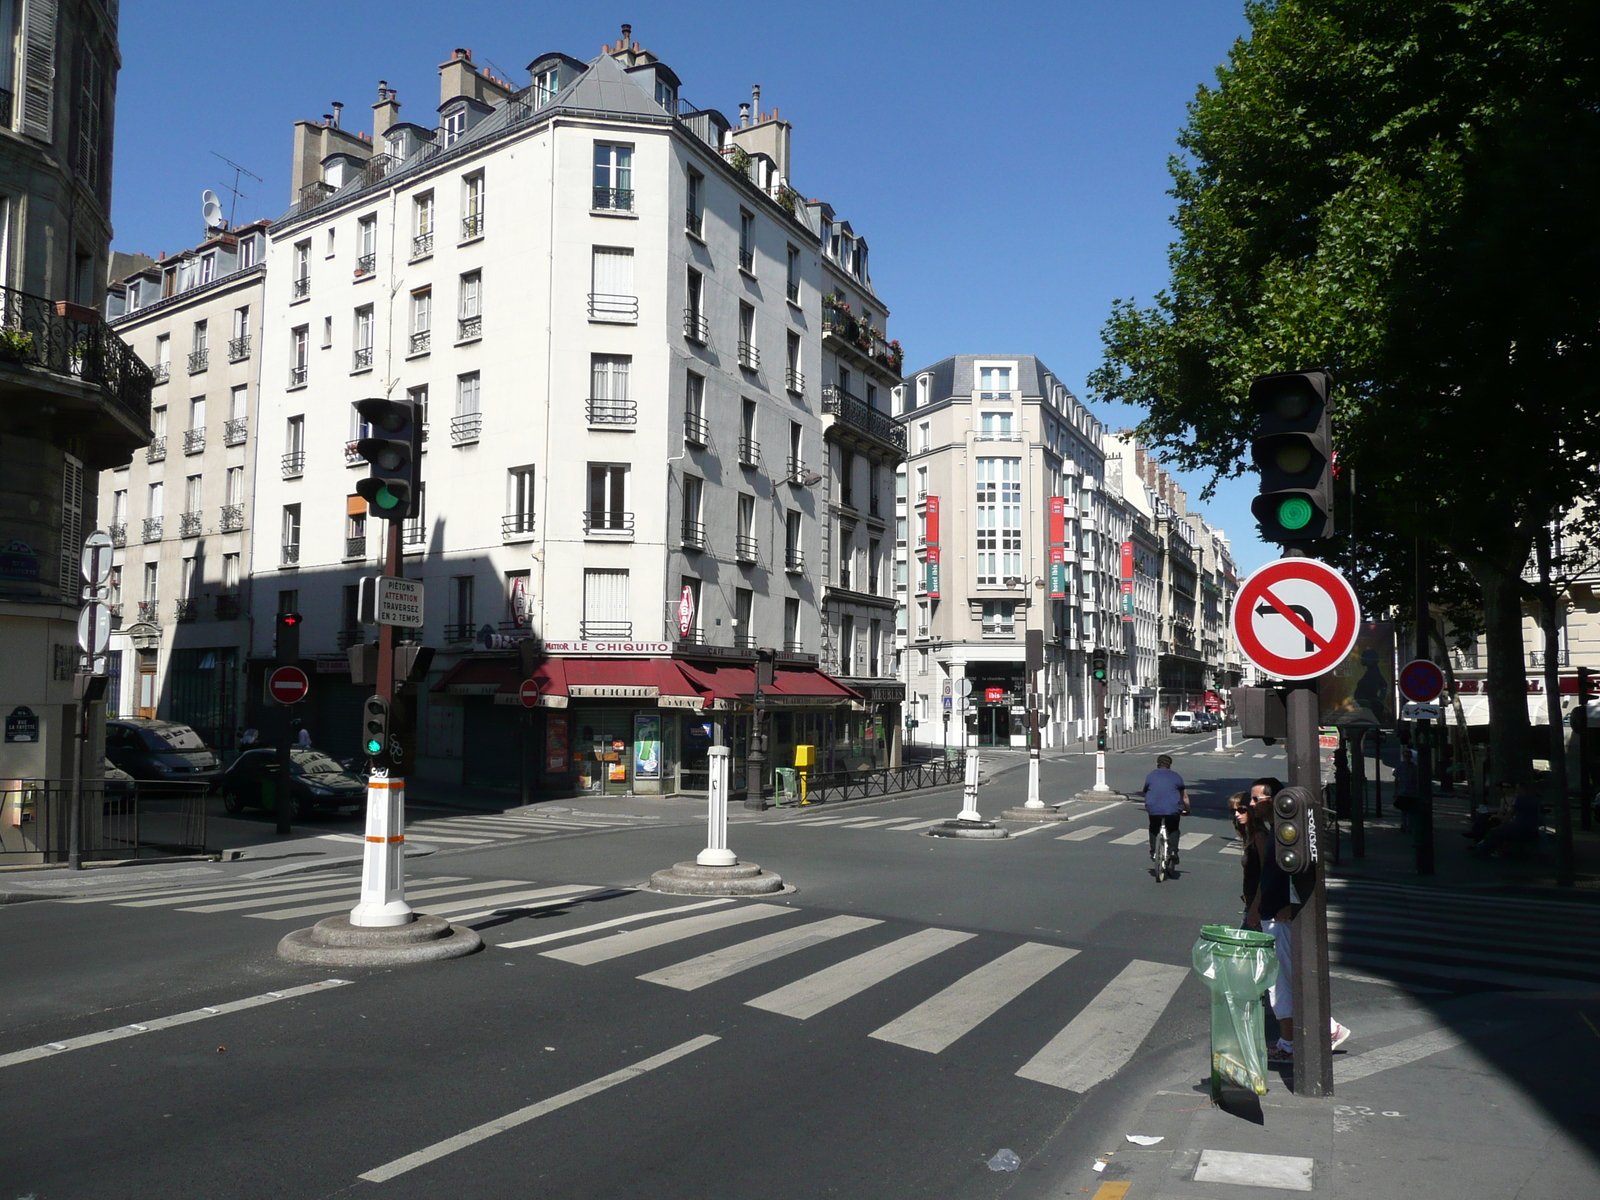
xmin=372 ymin=80 xmax=401 ymax=142
xmin=738 ymin=102 xmax=749 ymax=128
xmin=331 ymin=101 xmax=344 ymax=129
xmin=752 ymin=83 xmax=761 ymax=123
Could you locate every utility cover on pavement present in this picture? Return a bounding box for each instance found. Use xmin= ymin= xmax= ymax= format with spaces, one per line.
xmin=1194 ymin=1149 xmax=1314 ymax=1191
xmin=1232 ymin=557 xmax=1361 ymax=681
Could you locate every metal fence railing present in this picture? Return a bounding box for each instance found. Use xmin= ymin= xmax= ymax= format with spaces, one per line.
xmin=781 ymin=757 xmax=963 ymax=806
xmin=1075 ymin=724 xmax=1178 ymax=754
xmin=0 ymin=781 xmax=209 ymax=864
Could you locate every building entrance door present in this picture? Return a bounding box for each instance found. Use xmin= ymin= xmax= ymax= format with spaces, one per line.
xmin=976 ymin=705 xmax=1009 ymax=746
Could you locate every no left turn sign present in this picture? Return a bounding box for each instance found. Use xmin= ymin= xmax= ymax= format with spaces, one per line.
xmin=1232 ymin=558 xmax=1362 ymax=681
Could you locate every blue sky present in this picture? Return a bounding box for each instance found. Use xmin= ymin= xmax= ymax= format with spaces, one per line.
xmin=110 ymin=1 xmax=1266 ymax=572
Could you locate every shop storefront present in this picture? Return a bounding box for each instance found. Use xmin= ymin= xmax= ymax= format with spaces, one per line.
xmin=964 ymin=664 xmax=1026 ymax=747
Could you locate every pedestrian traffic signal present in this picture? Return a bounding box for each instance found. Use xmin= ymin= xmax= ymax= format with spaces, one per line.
xmin=355 ymin=398 xmax=421 ymax=522
xmin=1248 ymin=370 xmax=1333 ymax=543
xmin=362 ymin=695 xmax=390 ymax=758
xmin=1271 ymin=785 xmax=1317 ymax=873
xmin=275 ymin=611 xmax=303 ymax=664
xmin=1091 ymin=649 xmax=1108 ymax=683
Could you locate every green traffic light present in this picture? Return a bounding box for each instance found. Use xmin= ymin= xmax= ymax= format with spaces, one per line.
xmin=365 ymin=737 xmax=383 ymax=755
xmin=373 ymin=484 xmax=401 ymax=511
xmin=1277 ymin=496 xmax=1314 ymax=530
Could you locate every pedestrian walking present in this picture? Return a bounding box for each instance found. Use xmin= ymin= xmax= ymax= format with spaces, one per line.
xmin=1393 ymin=748 xmax=1419 ymax=832
xmin=1243 ymin=777 xmax=1351 ymax=1064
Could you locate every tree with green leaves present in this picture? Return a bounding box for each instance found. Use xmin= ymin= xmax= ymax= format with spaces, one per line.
xmin=1089 ymin=0 xmax=1600 ymax=796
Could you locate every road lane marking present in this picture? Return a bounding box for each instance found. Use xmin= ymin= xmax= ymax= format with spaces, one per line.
xmin=1109 ymin=831 xmax=1148 ymax=845
xmin=1016 ymin=959 xmax=1187 ymax=1092
xmin=1057 ymin=825 xmax=1112 ymax=842
xmin=451 ymin=888 xmax=630 ymax=924
xmin=541 ymin=904 xmax=795 ymax=965
xmin=1007 ymin=823 xmax=1058 ymax=838
xmin=102 ymin=875 xmax=374 ymax=907
xmin=747 ymin=927 xmax=976 ymax=1020
xmin=0 ymin=980 xmax=352 ymax=1070
xmin=639 ymin=916 xmax=882 ymax=991
xmin=894 ymin=819 xmax=953 ymax=831
xmin=241 ymin=879 xmax=532 ymax=920
xmin=870 ymin=943 xmax=1078 ymax=1053
xmin=357 ymin=1034 xmax=720 ymax=1183
xmin=415 ymin=885 xmax=598 ymax=917
xmin=498 ymin=899 xmax=734 ymax=948
xmin=1179 ymin=833 xmax=1212 ymax=850
xmin=1066 ymin=801 xmax=1122 ymax=821
xmin=843 ymin=817 xmax=916 ymax=828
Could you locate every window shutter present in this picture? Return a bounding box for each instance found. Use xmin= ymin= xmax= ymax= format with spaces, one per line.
xmin=58 ymin=452 xmax=82 ymax=595
xmin=21 ymin=0 xmax=59 ymax=142
xmin=583 ymin=569 xmax=628 ymax=624
xmin=591 ymin=248 xmax=633 ymax=297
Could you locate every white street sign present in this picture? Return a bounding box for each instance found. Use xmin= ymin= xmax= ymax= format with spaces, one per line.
xmin=77 ymin=601 xmax=110 ymax=658
xmin=955 ymin=678 xmax=974 ymax=698
xmin=1231 ymin=558 xmax=1361 ymax=681
xmin=80 ymin=530 xmax=114 ymax=585
xmin=1401 ymin=702 xmax=1443 ymax=722
xmin=375 ymin=576 xmax=424 ymax=628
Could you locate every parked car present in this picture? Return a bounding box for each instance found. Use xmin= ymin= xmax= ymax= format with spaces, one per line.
xmin=1169 ymin=711 xmax=1199 ymax=734
xmin=104 ymin=719 xmax=222 ymax=791
xmin=101 ymin=758 xmax=138 ymax=814
xmin=218 ymin=748 xmax=367 ymax=818
xmin=1198 ymin=711 xmax=1218 ymax=731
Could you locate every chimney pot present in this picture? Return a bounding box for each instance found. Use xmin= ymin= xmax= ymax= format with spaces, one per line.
xmin=331 ymin=101 xmax=344 ymax=129
xmin=621 ymin=23 xmax=631 ymax=43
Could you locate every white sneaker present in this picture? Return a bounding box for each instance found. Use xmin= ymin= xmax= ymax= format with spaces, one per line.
xmin=1330 ymin=1022 xmax=1352 ymax=1051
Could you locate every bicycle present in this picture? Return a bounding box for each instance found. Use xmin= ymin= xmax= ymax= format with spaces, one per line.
xmin=1154 ymin=821 xmax=1178 ymax=882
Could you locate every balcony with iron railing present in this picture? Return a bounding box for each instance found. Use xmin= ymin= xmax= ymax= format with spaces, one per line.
xmin=681 ymin=520 xmax=707 ymax=551
xmin=219 ymin=504 xmax=244 ymax=532
xmin=109 ymin=523 xmax=126 ymax=547
xmin=187 ymin=349 xmax=208 ymax=374
xmin=785 ymin=548 xmax=805 ymax=573
xmin=684 ymin=411 xmax=709 ymax=446
xmin=738 ymin=248 xmax=754 ymax=273
xmin=150 ymin=362 xmax=171 ymax=386
xmin=224 ymin=417 xmax=247 ymax=445
xmin=786 ymin=367 xmax=804 ymax=394
xmin=228 ymin=335 xmax=251 ymax=362
xmin=352 ymin=346 xmax=373 ymax=372
xmin=412 ymin=232 xmax=433 ymax=258
xmin=738 ymin=436 xmax=761 ymax=467
xmin=786 ymin=456 xmax=808 ymax=484
xmin=451 ymin=413 xmax=481 ymax=445
xmin=684 ymin=309 xmax=708 ymax=343
xmin=142 ymin=517 xmax=162 ymax=542
xmin=183 ymin=428 xmax=205 ymax=455
xmin=821 ymin=384 xmax=907 ymax=450
xmin=587 ymin=397 xmax=636 ymax=426
xmin=288 ymin=365 xmax=307 ymax=388
xmin=137 ymin=600 xmax=159 ymax=623
xmin=402 ymin=520 xmax=426 ymax=547
xmin=821 ymin=297 xmax=904 ymax=375
xmin=291 ymin=276 xmax=310 ymax=299
xmin=582 ymin=620 xmax=632 ymax=639
xmin=281 ymin=542 xmax=300 ymax=566
xmin=146 ymin=437 xmax=166 ymax=463
xmin=355 ymin=253 xmax=376 ymax=275
xmin=786 ymin=280 xmax=800 ymax=304
xmin=345 ymin=440 xmax=365 ymax=466
xmin=443 ymin=622 xmax=476 ymax=644
xmin=1529 ymin=647 xmax=1571 ymax=668
xmin=502 ymin=513 xmax=537 ymax=541
xmin=737 ymin=340 xmax=760 ymax=370
xmin=179 ymin=511 xmax=203 ymax=538
xmin=593 ymin=187 xmax=634 ymax=212
xmin=282 ymin=451 xmax=305 ymax=478
xmin=736 ymin=535 xmax=759 ymax=563
xmin=735 ymin=632 xmax=756 ymax=650
xmin=409 ymin=330 xmax=430 ymax=355
xmin=461 ymin=213 xmax=485 ymax=240
xmin=585 ymin=510 xmax=635 ymax=538
xmin=685 ymin=207 xmax=703 ymax=238
xmin=174 ymin=598 xmax=198 ymax=623
xmin=457 ymin=315 xmax=482 ymax=342
xmin=676 ymin=628 xmax=704 ymax=647
xmin=589 ymin=293 xmax=639 ymax=322
xmin=345 ymin=536 xmax=367 ymax=559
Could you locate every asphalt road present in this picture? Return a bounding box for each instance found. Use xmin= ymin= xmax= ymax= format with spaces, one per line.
xmin=2 ymin=737 xmax=1288 ymax=1199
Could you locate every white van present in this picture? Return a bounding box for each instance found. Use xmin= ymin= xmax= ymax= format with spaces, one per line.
xmin=1169 ymin=711 xmax=1198 ymax=734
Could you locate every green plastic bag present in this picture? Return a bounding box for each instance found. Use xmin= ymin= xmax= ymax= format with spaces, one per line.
xmin=1191 ymin=925 xmax=1279 ymax=1096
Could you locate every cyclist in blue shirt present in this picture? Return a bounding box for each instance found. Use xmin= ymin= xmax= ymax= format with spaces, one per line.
xmin=1142 ymin=754 xmax=1190 ymax=865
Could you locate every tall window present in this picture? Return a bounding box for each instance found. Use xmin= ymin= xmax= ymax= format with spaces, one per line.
xmin=582 ymin=569 xmax=630 ymax=637
xmin=356 ymin=215 xmax=377 ymax=271
xmin=682 ymin=475 xmax=704 ymax=545
xmin=457 ymin=271 xmax=482 ymax=340
xmin=462 ymin=171 xmax=485 ymax=236
xmin=838 ymin=527 xmax=853 ymax=590
xmin=982 ymin=601 xmax=1016 ymax=637
xmin=532 ymin=65 xmax=560 ymax=106
xmin=868 ymin=538 xmax=881 ymax=593
xmin=111 ymin=488 xmax=127 ymax=526
xmin=189 ymin=396 xmax=205 ymax=433
xmin=980 ymin=411 xmax=1013 ymax=435
xmin=738 ymin=210 xmax=755 ymax=271
xmin=147 ymin=481 xmax=163 ymax=519
xmin=587 ymin=463 xmax=630 ymax=532
xmin=979 ymin=366 xmax=1012 ymax=398
xmin=223 ymin=553 xmax=240 ymax=591
xmin=412 ymin=192 xmax=434 ymax=255
xmin=785 ymin=245 xmax=800 ymax=302
xmin=292 ymin=241 xmax=310 ymax=294
xmin=786 ymin=331 xmax=801 ymax=392
xmin=869 ymin=620 xmax=882 ymax=676
xmin=918 ymin=421 xmax=931 ymax=452
xmin=789 ymin=421 xmax=803 ymax=477
xmin=785 ymin=510 xmax=802 ymax=569
xmin=507 ymin=465 xmax=536 ymax=535
xmin=685 ymin=168 xmax=703 ymax=235
xmin=232 ymin=305 xmax=249 ymax=342
xmin=591 ymin=247 xmax=636 ymax=320
xmin=685 ymin=370 xmax=706 ymax=440
xmin=156 ymin=334 xmax=171 ymax=371
xmin=784 ymin=597 xmax=800 ymax=649
xmin=450 ymin=575 xmax=476 ymax=637
xmin=238 ymin=236 xmax=257 ymax=269
xmin=734 ymin=588 xmax=754 ymax=647
xmin=840 ymin=614 xmax=855 ymax=675
xmin=408 ymin=384 xmax=430 ymax=433
xmin=593 ymin=143 xmax=633 ymax=210
xmin=441 ymin=108 xmax=466 ymax=147
xmin=410 ymin=287 xmax=431 ymax=353
xmin=839 ymin=448 xmax=856 ymax=508
xmin=591 ymin=354 xmax=631 ymax=422
xmin=685 ymin=268 xmax=705 ymax=340
xmin=454 ymin=372 xmax=481 ymax=443
xmin=281 ymin=504 xmax=301 ymax=562
xmin=975 ymin=457 xmax=1022 ymax=584
xmin=289 ymin=325 xmax=308 ymax=384
xmin=353 ymin=305 xmax=374 ymax=370
xmin=225 ymin=466 xmax=243 ymax=506
xmin=738 ymin=303 xmax=757 ymax=368
xmin=916 ymin=464 xmax=928 ymax=498
xmin=184 ymin=473 xmax=202 ymax=514
xmin=143 ymin=563 xmax=159 ymax=603
xmin=736 ymin=493 xmax=755 ymax=561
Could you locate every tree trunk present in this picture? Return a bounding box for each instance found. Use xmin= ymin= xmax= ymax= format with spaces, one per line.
xmin=1534 ymin=527 xmax=1573 ymax=887
xmin=1469 ymin=559 xmax=1533 ymax=788
xmin=1430 ymin=623 xmax=1480 ymax=807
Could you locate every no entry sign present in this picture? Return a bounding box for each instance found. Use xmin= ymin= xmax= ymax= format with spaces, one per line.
xmin=267 ymin=665 xmax=310 ymax=705
xmin=519 ymin=678 xmax=542 ymax=709
xmin=1398 ymin=659 xmax=1445 ymax=703
xmin=1232 ymin=558 xmax=1361 ymax=681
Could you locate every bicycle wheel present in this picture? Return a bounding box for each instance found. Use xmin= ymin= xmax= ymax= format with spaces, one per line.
xmin=1155 ymin=826 xmax=1169 ymax=882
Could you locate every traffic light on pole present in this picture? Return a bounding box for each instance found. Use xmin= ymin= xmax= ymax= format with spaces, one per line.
xmin=1091 ymin=649 xmax=1108 ymax=684
xmin=275 ymin=611 xmax=303 ymax=663
xmin=354 ymin=398 xmax=420 ymax=522
xmin=1249 ymin=370 xmax=1334 ymax=543
xmin=362 ymin=695 xmax=390 ymax=760
xmin=1271 ymin=785 xmax=1317 ymax=873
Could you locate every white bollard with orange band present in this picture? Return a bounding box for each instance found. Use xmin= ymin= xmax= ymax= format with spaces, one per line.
xmin=350 ymin=771 xmax=413 ymax=927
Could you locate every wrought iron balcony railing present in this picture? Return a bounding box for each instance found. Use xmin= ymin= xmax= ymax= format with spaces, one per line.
xmin=281 ymin=543 xmax=300 ymax=566
xmin=355 ymin=253 xmax=376 ymax=275
xmin=684 ymin=411 xmax=709 ymax=445
xmin=174 ymin=598 xmax=198 ymax=623
xmin=215 ymin=594 xmax=241 ymax=620
xmin=461 ymin=213 xmax=485 ymax=239
xmin=684 ymin=309 xmax=708 ymax=343
xmin=786 ymin=456 xmax=808 ymax=483
xmin=409 ymin=330 xmax=430 ymax=355
xmin=738 ymin=436 xmax=761 ymax=467
xmin=146 ymin=437 xmax=166 ymax=463
xmin=451 ymin=413 xmax=482 ymax=445
xmin=584 ymin=510 xmax=635 ymax=536
xmin=219 ymin=504 xmax=244 ymax=532
xmin=188 ymin=349 xmax=208 ymax=374
xmin=137 ymin=600 xmax=159 ymax=623
xmin=142 ymin=517 xmax=163 ymax=542
xmin=737 ymin=340 xmax=760 ymax=370
xmin=151 ymin=363 xmax=169 ymax=384
xmin=345 ymin=536 xmax=366 ymax=559
xmin=179 ymin=511 xmax=203 ymax=538
xmin=224 ymin=417 xmax=247 ymax=445
xmin=587 ymin=397 xmax=637 ymax=426
xmin=109 ymin=523 xmax=126 ymax=547
xmin=502 ymin=513 xmax=537 ymax=540
xmin=821 ymin=384 xmax=907 ymax=450
xmin=785 ymin=548 xmax=805 ymax=572
xmin=735 ymin=535 xmax=759 ymax=563
xmin=685 ymin=208 xmax=703 ymax=237
xmin=402 ymin=521 xmax=426 ymax=547
xmin=228 ymin=335 xmax=251 ymax=362
xmin=786 ymin=280 xmax=800 ymax=304
xmin=581 ymin=620 xmax=632 ymax=638
xmin=281 ymin=451 xmax=305 ymax=477
xmin=292 ymin=276 xmax=310 ymax=299
xmin=588 ymin=293 xmax=638 ymax=321
xmin=681 ymin=520 xmax=707 ymax=550
xmin=0 ymin=288 xmax=157 ymax=430
xmin=443 ymin=622 xmax=476 ymax=644
xmin=457 ymin=315 xmax=482 ymax=341
xmin=184 ymin=428 xmax=205 ymax=455
xmin=784 ymin=639 xmax=805 ymax=653
xmin=288 ymin=365 xmax=307 ymax=387
xmin=352 ymin=346 xmax=373 ymax=371
xmin=786 ymin=367 xmax=804 ymax=394
xmin=735 ymin=633 xmax=756 ymax=650
xmin=739 ymin=248 xmax=754 ymax=272
xmin=593 ymin=187 xmax=634 ymax=212
xmin=411 ymin=232 xmax=433 ymax=258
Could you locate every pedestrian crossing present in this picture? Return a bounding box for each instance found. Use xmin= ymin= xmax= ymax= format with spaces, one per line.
xmin=389 ymin=807 xmax=658 ymax=847
xmin=1326 ymin=877 xmax=1600 ymax=991
xmin=774 ymin=808 xmax=1234 ymax=855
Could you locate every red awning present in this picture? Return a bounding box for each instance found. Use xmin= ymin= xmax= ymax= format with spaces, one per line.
xmin=430 ymin=656 xmax=702 ymax=707
xmin=674 ymin=661 xmax=860 ymax=704
xmin=430 ymin=659 xmax=522 ymax=695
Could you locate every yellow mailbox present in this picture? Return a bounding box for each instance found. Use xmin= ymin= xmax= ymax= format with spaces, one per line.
xmin=793 ymin=744 xmax=815 ymax=804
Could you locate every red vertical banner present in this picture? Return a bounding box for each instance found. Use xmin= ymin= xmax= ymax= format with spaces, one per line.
xmin=1049 ymin=496 xmax=1066 ymax=547
xmin=924 ymin=496 xmax=940 ymax=598
xmin=925 ymin=496 xmax=940 ymax=546
xmin=1120 ymin=540 xmax=1133 ymax=581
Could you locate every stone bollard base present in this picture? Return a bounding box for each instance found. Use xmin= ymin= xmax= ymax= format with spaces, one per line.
xmin=1075 ymin=789 xmax=1132 ymax=804
xmin=928 ymin=819 xmax=1009 ymax=839
xmin=277 ymin=914 xmax=482 ymax=966
xmin=999 ymin=806 xmax=1072 ymax=822
xmin=651 ymin=860 xmax=785 ymax=896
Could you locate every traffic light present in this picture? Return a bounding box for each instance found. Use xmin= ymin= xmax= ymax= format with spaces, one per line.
xmin=1249 ymin=370 xmax=1333 ymax=543
xmin=276 ymin=611 xmax=303 ymax=663
xmin=362 ymin=695 xmax=390 ymax=759
xmin=355 ymin=398 xmax=420 ymax=522
xmin=1271 ymin=785 xmax=1317 ymax=873
xmin=1091 ymin=649 xmax=1108 ymax=684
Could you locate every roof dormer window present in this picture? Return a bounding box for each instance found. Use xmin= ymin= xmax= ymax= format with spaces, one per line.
xmin=533 ymin=66 xmax=560 ymax=106
xmin=441 ymin=107 xmax=466 ymax=147
xmin=655 ymin=77 xmax=676 ymax=112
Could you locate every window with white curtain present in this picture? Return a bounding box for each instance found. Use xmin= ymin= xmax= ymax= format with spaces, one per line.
xmin=582 ymin=568 xmax=630 ymax=636
xmin=975 ymin=456 xmax=1021 ymax=584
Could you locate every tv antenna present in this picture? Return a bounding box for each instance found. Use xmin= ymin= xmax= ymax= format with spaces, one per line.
xmin=209 ymin=152 xmax=263 ymax=228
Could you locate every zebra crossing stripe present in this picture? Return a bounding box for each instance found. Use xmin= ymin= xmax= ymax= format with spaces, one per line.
xmin=843 ymin=817 xmax=916 ymax=828
xmin=106 ymin=875 xmax=369 ymax=907
xmin=638 ymin=915 xmax=883 ymax=991
xmin=1108 ymin=831 xmax=1147 ymax=845
xmin=1179 ymin=833 xmax=1212 ymax=850
xmin=869 ymin=942 xmax=1078 ymax=1053
xmin=542 ymin=904 xmax=796 ymax=966
xmin=242 ymin=879 xmax=533 ymax=921
xmin=1057 ymin=825 xmax=1112 ymax=842
xmin=385 ymin=834 xmax=494 ymax=845
xmin=1016 ymin=959 xmax=1187 ymax=1092
xmin=418 ymin=884 xmax=597 ymax=918
xmin=746 ymin=927 xmax=976 ymax=1020
xmin=894 ymin=819 xmax=953 ymax=831
xmin=1335 ymin=1028 xmax=1468 ymax=1084
xmin=448 ymin=888 xmax=627 ymax=925
xmin=498 ymin=899 xmax=735 ymax=949
xmin=1066 ymin=801 xmax=1122 ymax=821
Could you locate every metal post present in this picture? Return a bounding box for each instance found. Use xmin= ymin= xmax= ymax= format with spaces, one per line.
xmin=699 ymin=745 xmax=735 ymax=865
xmin=1286 ymin=679 xmax=1333 ymax=1097
xmin=67 ymin=699 xmax=86 ymax=869
xmin=352 ymin=521 xmax=411 ymax=928
xmin=1373 ymin=728 xmax=1383 ymax=819
xmin=1578 ymin=667 xmax=1592 ymax=831
xmin=1415 ymin=541 xmax=1434 ymax=875
xmin=1092 ymin=674 xmax=1110 ymax=791
xmin=1351 ymin=726 xmax=1366 ymax=859
xmin=745 ymin=674 xmax=766 ymax=811
xmin=1024 ymin=632 xmax=1044 ymax=809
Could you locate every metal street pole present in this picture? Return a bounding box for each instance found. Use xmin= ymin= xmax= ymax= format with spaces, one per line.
xmin=1415 ymin=539 xmax=1434 ymax=875
xmin=1092 ymin=673 xmax=1110 ymax=792
xmin=1286 ymin=679 xmax=1334 ymax=1097
xmin=1024 ymin=629 xmax=1044 ymax=809
xmin=745 ymin=651 xmax=769 ymax=811
xmin=1351 ymin=727 xmax=1366 ymax=859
